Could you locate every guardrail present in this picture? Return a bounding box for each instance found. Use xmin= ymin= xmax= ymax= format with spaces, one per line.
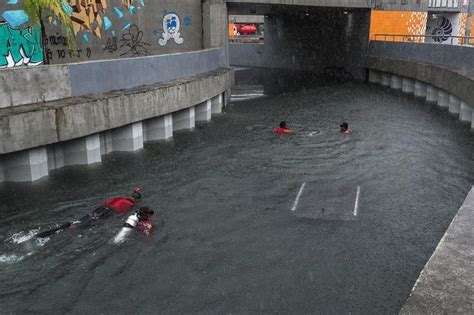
xmin=373 ymin=34 xmax=474 ymax=46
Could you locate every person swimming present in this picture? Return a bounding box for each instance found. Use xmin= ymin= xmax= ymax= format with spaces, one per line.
xmin=113 ymin=206 xmax=155 ymax=244
xmin=35 ymin=188 xmax=143 ymax=238
xmin=274 ymin=121 xmax=293 ymax=134
xmin=340 ymin=122 xmax=351 ymax=134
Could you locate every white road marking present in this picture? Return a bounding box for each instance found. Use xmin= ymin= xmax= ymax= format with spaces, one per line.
xmin=291 ymin=182 xmax=306 ymax=211
xmin=353 ymin=186 xmax=361 ymax=216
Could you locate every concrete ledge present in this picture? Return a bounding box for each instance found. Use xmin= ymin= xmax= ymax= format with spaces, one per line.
xmin=367 ymin=56 xmax=474 ymax=108
xmin=0 ymin=67 xmax=234 ymax=155
xmin=401 ymin=187 xmax=474 ymax=314
xmin=0 ymin=65 xmax=71 ymax=109
xmin=0 ymin=48 xmax=226 ymax=109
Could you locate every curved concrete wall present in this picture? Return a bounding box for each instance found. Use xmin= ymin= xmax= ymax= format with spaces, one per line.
xmin=367 ymin=41 xmax=474 ymax=129
xmin=0 ymin=48 xmax=226 ymax=109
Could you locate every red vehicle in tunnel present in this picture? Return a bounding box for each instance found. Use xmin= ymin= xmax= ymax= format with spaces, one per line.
xmin=235 ymin=24 xmax=257 ymax=35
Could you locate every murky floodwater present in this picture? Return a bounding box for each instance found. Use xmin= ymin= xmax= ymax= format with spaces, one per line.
xmin=0 ymin=68 xmax=473 ymax=313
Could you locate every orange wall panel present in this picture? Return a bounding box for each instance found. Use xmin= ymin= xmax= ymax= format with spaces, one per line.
xmin=370 ymin=11 xmax=427 ymax=42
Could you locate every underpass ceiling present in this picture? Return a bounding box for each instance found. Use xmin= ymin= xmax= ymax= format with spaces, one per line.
xmin=227 ymin=0 xmax=429 ymax=14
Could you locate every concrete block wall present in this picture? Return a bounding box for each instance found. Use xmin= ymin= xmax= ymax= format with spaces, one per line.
xmin=0 ymin=47 xmax=226 ymax=108
xmin=0 ymin=91 xmax=226 ymax=183
xmin=368 ymin=70 xmax=474 ymax=129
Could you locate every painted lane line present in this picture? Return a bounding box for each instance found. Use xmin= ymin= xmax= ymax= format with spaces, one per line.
xmin=291 ymin=182 xmax=306 ymax=212
xmin=353 ymin=185 xmax=361 ymax=216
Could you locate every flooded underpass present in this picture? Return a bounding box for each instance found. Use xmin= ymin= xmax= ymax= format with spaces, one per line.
xmin=0 ymin=68 xmax=473 ymax=313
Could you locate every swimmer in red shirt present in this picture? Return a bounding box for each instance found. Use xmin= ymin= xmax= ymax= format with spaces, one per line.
xmin=35 ymin=188 xmax=142 ymax=238
xmin=340 ymin=122 xmax=352 ymax=134
xmin=274 ymin=121 xmax=293 ymax=134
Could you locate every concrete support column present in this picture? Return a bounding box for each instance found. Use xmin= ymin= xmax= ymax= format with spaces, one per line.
xmin=402 ymin=77 xmax=415 ymax=94
xmin=111 ymin=122 xmax=144 ymax=152
xmin=62 ymin=134 xmax=101 ymax=166
xmin=368 ymin=69 xmax=381 ymax=84
xmin=211 ymin=94 xmax=223 ymax=114
xmin=4 ymin=147 xmax=48 ymax=182
xmin=144 ymin=114 xmax=173 ymax=141
xmin=448 ymin=95 xmax=461 ymax=117
xmin=195 ymin=100 xmax=212 ymax=122
xmin=0 ymin=157 xmax=4 ymax=183
xmin=380 ymin=72 xmax=391 ymax=86
xmin=414 ymin=81 xmax=427 ymax=98
xmin=100 ymin=130 xmax=113 ymax=155
xmin=46 ymin=144 xmax=65 ymax=171
xmin=426 ymin=85 xmax=439 ymax=103
xmin=173 ymin=107 xmax=195 ymax=131
xmin=460 ymin=102 xmax=473 ymax=123
xmin=437 ymin=90 xmax=449 ymax=108
xmin=390 ymin=74 xmax=402 ymax=90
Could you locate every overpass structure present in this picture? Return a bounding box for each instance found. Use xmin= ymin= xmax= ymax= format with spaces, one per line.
xmin=0 ymin=0 xmax=473 ymax=312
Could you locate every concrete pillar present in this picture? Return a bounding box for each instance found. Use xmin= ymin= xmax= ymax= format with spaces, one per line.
xmin=426 ymin=85 xmax=439 ymax=103
xmin=448 ymin=95 xmax=461 ymax=117
xmin=46 ymin=144 xmax=65 ymax=171
xmin=100 ymin=130 xmax=113 ymax=155
xmin=173 ymin=107 xmax=195 ymax=131
xmin=368 ymin=69 xmax=381 ymax=84
xmin=460 ymin=102 xmax=473 ymax=123
xmin=111 ymin=122 xmax=144 ymax=152
xmin=0 ymin=157 xmax=4 ymax=183
xmin=211 ymin=94 xmax=223 ymax=114
xmin=380 ymin=72 xmax=391 ymax=86
xmin=414 ymin=81 xmax=427 ymax=98
xmin=202 ymin=0 xmax=227 ymax=49
xmin=144 ymin=114 xmax=173 ymax=141
xmin=390 ymin=74 xmax=402 ymax=90
xmin=62 ymin=134 xmax=101 ymax=166
xmin=402 ymin=77 xmax=415 ymax=94
xmin=437 ymin=90 xmax=449 ymax=108
xmin=4 ymin=147 xmax=48 ymax=182
xmin=195 ymin=100 xmax=212 ymax=122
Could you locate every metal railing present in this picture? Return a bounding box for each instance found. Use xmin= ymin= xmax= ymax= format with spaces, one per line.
xmin=373 ymin=34 xmax=474 ymax=46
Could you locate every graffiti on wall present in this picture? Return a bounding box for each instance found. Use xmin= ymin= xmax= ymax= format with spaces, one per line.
xmin=158 ymin=13 xmax=184 ymax=46
xmin=0 ymin=22 xmax=43 ymax=68
xmin=120 ymin=24 xmax=150 ymax=56
xmin=64 ymin=0 xmax=145 ymax=42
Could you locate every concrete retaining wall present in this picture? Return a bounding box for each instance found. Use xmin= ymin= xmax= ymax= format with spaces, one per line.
xmin=0 ymin=67 xmax=233 ymax=155
xmin=400 ymin=186 xmax=474 ymax=314
xmin=0 ymin=48 xmax=226 ymax=108
xmin=0 ymin=67 xmax=233 ymax=182
xmin=367 ymin=41 xmax=474 ymax=129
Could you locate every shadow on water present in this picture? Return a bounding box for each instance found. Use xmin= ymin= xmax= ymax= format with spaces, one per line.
xmin=0 ymin=67 xmax=473 ymax=313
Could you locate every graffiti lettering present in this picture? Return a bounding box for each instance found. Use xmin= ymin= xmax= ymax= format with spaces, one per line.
xmin=120 ymin=24 xmax=150 ymax=57
xmin=46 ymin=33 xmax=68 ymax=47
xmin=53 ymin=48 xmax=92 ymax=59
xmin=0 ymin=23 xmax=43 ymax=68
xmin=104 ymin=36 xmax=118 ymax=54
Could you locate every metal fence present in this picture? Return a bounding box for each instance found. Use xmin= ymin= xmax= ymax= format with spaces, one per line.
xmin=373 ymin=34 xmax=474 ymax=46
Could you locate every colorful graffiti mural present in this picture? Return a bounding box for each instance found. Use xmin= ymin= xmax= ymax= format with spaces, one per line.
xmin=158 ymin=13 xmax=183 ymax=46
xmin=65 ymin=0 xmax=145 ymax=41
xmin=0 ymin=23 xmax=43 ymax=68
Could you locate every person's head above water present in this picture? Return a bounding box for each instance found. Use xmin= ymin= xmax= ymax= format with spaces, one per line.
xmin=131 ymin=187 xmax=142 ymax=200
xmin=280 ymin=121 xmax=288 ymax=129
xmin=340 ymin=122 xmax=349 ymax=132
xmin=137 ymin=206 xmax=154 ymax=221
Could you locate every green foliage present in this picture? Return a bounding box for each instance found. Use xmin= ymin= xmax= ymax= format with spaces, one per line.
xmin=23 ymin=0 xmax=76 ymax=49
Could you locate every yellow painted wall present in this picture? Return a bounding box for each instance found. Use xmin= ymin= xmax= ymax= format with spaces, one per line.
xmin=369 ymin=11 xmax=427 ymax=42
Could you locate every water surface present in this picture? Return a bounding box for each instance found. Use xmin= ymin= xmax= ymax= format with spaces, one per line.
xmin=0 ymin=68 xmax=472 ymax=313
